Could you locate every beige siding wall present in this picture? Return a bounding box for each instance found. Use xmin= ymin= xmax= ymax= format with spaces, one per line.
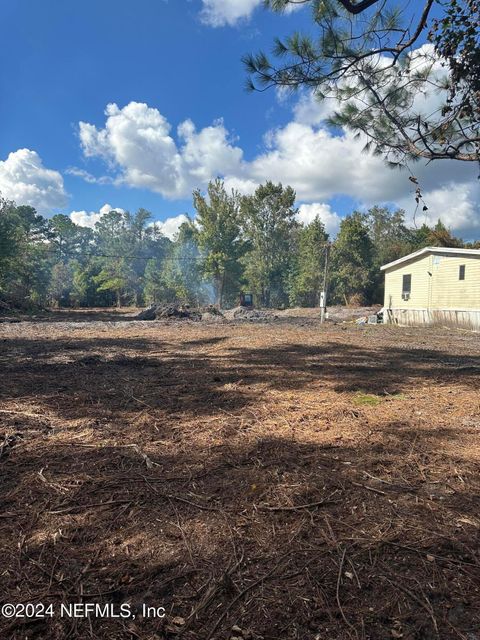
xmin=383 ymin=254 xmax=432 ymax=309
xmin=430 ymin=254 xmax=480 ymax=309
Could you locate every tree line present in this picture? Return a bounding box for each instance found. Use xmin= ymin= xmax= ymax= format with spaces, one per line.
xmin=0 ymin=180 xmax=475 ymax=311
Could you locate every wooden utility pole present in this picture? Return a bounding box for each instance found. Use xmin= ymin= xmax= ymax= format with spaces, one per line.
xmin=320 ymin=243 xmax=330 ymax=324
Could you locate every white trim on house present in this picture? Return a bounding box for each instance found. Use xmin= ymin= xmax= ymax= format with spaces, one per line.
xmin=380 ymin=247 xmax=480 ymax=271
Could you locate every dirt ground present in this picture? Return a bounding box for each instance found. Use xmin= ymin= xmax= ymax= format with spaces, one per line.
xmin=0 ymin=310 xmax=479 ymax=640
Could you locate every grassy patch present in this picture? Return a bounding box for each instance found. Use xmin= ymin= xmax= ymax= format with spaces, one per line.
xmin=352 ymin=393 xmax=383 ymax=406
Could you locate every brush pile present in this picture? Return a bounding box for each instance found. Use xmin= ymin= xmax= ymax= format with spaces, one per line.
xmin=135 ymin=304 xmax=277 ymax=323
xmin=223 ymin=306 xmax=277 ymax=322
xmin=136 ymin=304 xmax=224 ymax=322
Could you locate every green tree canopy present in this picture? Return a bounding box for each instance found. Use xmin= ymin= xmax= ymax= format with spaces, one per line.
xmin=289 ymin=215 xmax=329 ymax=307
xmin=193 ymin=179 xmax=246 ymax=306
xmin=157 ymin=220 xmax=209 ymax=305
xmin=241 ymin=181 xmax=299 ymax=307
xmin=330 ymin=211 xmax=375 ymax=304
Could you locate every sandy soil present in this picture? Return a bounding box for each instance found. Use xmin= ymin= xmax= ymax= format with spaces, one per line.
xmin=0 ymin=310 xmax=479 ymax=639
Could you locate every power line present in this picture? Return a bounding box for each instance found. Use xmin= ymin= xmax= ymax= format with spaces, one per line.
xmin=32 ymin=246 xmax=240 ymax=265
xmin=35 ymin=246 xmax=206 ymax=263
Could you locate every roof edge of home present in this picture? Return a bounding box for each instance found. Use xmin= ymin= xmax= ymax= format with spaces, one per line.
xmin=380 ymin=247 xmax=480 ymax=271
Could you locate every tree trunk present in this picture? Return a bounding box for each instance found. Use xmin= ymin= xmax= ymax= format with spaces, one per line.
xmin=264 ymin=288 xmax=271 ymax=308
xmin=214 ymin=272 xmax=224 ymax=308
xmin=219 ymin=270 xmax=226 ymax=309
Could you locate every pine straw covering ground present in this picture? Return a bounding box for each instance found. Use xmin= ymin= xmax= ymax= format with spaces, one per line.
xmin=0 ymin=312 xmax=479 ymax=640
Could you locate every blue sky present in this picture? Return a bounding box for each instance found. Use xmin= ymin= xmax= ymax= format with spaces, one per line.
xmin=1 ymin=0 xmax=478 ymax=238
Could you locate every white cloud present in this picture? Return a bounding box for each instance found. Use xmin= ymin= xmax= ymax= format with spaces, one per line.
xmin=65 ymin=167 xmax=113 ymax=185
xmin=152 ymin=214 xmax=190 ymax=240
xmin=199 ymin=0 xmax=301 ymax=27
xmin=179 ymin=117 xmax=243 ymax=184
xmin=248 ymin=122 xmax=396 ymax=202
xmin=78 ymin=102 xmax=407 ymax=206
xmin=0 ymin=149 xmax=67 ymax=213
xmin=400 ymin=182 xmax=480 ymax=239
xmin=297 ymin=203 xmax=342 ymax=236
xmin=223 ymin=175 xmax=258 ymax=195
xmin=200 ymin=0 xmax=262 ymax=26
xmin=292 ymin=91 xmax=337 ymax=126
xmin=78 ymin=102 xmax=243 ymax=199
xmin=70 ymin=203 xmax=125 ymax=228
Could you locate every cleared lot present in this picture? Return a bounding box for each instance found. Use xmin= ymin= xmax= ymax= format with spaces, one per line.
xmin=0 ymin=313 xmax=479 ymax=639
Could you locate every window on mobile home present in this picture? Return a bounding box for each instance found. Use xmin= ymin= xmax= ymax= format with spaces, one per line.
xmin=402 ymin=274 xmax=412 ymax=295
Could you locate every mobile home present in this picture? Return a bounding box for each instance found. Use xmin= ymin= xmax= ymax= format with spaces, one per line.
xmin=381 ymin=247 xmax=480 ymax=330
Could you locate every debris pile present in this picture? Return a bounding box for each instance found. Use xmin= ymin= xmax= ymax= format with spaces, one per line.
xmin=326 ymin=305 xmax=383 ymax=323
xmin=135 ymin=304 xmax=223 ymax=322
xmin=355 ymin=312 xmax=383 ymax=325
xmin=223 ymin=306 xmax=277 ymax=322
xmin=200 ymin=306 xmax=226 ymax=323
xmin=136 ymin=304 xmax=276 ymax=323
